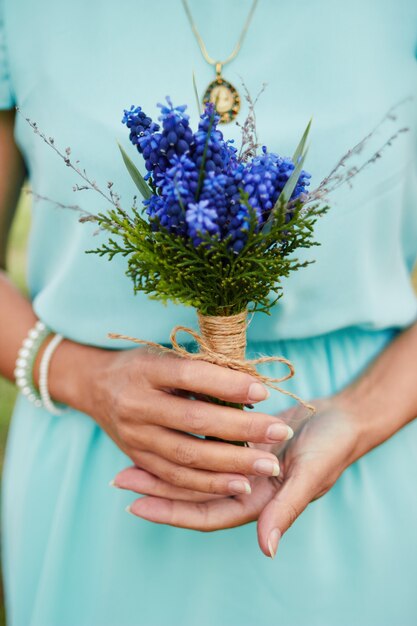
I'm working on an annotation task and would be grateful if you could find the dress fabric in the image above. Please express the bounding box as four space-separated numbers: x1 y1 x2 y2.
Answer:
1 0 417 624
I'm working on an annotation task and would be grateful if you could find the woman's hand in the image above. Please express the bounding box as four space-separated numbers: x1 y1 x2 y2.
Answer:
49 341 294 497
114 397 363 557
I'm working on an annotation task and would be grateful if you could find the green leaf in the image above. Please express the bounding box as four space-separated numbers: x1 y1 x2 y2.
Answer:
195 109 216 199
281 147 309 204
292 117 312 164
261 194 286 235
118 142 152 200
192 71 202 116
261 122 312 235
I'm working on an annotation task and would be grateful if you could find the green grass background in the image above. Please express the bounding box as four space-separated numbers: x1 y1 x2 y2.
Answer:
1 195 417 626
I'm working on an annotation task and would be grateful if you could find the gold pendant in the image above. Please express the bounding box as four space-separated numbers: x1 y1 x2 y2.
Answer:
202 63 240 124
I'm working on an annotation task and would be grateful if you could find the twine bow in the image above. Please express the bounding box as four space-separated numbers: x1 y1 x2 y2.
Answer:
109 310 315 415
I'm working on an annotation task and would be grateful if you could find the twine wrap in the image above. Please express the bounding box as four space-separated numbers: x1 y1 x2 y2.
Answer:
109 310 315 414
198 311 247 360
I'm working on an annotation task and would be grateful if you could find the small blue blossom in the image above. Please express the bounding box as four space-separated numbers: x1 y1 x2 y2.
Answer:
200 172 228 229
186 200 221 247
238 147 311 225
123 98 195 180
122 105 160 150
227 203 251 254
148 97 195 179
144 154 198 235
190 103 230 175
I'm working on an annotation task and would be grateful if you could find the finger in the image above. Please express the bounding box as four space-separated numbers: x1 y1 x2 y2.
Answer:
112 466 222 502
139 426 281 477
145 393 294 444
148 355 270 405
257 472 319 559
129 450 252 496
127 478 274 530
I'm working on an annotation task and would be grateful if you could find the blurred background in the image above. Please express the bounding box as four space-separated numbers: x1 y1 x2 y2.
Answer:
0 192 30 465
0 191 30 626
1 194 417 625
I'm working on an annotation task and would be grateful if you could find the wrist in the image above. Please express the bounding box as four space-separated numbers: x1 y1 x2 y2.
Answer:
35 338 115 418
332 387 388 460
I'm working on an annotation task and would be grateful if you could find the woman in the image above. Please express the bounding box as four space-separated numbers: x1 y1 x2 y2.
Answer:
1 0 417 624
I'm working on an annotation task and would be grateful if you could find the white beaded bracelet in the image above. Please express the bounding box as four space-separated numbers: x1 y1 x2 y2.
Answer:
38 333 65 416
14 320 50 408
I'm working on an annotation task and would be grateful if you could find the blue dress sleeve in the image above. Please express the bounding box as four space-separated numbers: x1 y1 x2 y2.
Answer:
0 0 14 109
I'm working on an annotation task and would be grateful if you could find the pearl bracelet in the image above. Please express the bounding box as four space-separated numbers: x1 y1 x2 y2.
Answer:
38 333 65 416
14 320 50 408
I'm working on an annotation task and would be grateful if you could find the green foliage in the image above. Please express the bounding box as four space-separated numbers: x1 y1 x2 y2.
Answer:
263 118 311 235
292 117 312 164
117 143 153 200
88 195 328 316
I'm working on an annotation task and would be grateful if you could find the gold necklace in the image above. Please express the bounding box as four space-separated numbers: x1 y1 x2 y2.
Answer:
181 0 259 123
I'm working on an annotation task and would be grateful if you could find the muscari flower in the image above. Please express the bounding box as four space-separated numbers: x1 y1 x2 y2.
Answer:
122 105 160 150
186 199 221 247
220 149 311 252
200 171 228 229
144 154 198 235
190 103 232 176
237 147 311 225
197 168 251 253
146 97 195 180
123 98 195 180
228 204 251 254
124 99 311 253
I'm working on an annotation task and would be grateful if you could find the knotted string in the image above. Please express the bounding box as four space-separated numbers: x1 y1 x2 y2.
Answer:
109 310 315 414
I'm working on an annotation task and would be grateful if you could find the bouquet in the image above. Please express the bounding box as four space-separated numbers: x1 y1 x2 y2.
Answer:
22 90 409 445
91 94 325 443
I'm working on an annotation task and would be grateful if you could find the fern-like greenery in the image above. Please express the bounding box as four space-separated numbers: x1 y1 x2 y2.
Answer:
88 194 328 316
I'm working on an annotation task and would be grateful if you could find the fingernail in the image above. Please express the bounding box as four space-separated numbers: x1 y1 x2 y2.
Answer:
228 480 252 495
109 479 118 488
266 423 294 442
253 458 280 477
268 528 281 559
248 383 270 403
125 505 133 515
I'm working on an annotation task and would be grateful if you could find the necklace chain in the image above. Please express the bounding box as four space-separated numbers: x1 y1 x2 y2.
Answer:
181 0 259 68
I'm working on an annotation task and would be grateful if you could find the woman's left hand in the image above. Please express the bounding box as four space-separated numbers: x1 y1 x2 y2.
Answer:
113 396 364 557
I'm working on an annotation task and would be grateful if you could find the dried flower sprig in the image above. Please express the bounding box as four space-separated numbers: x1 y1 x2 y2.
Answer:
237 81 267 162
16 107 122 210
304 97 412 205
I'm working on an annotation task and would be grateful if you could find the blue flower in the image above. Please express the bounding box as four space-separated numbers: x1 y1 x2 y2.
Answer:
200 171 228 229
148 97 194 180
123 98 195 180
144 154 198 235
238 147 311 225
221 139 239 175
190 103 230 176
124 98 311 255
186 199 221 247
122 105 160 150
223 201 251 254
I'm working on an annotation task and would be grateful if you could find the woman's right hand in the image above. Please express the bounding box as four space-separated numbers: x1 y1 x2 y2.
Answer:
49 341 294 497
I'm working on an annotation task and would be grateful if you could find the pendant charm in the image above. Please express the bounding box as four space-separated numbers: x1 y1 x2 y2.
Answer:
202 63 240 124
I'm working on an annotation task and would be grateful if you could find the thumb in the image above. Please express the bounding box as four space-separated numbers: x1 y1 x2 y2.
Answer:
257 471 318 559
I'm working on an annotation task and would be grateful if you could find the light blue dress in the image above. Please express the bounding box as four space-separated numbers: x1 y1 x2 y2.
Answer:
2 1 417 624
